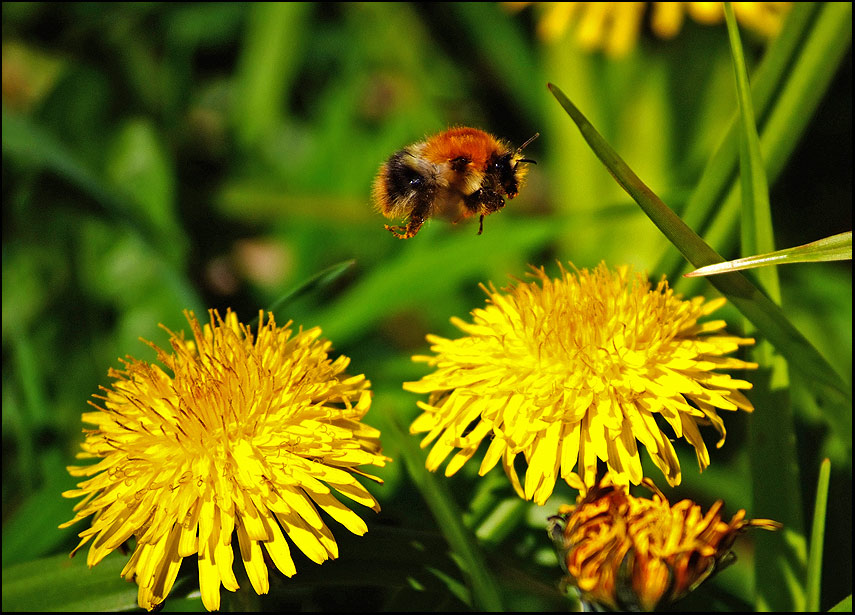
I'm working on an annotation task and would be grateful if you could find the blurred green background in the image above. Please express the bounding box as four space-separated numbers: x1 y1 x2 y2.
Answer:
2 2 851 611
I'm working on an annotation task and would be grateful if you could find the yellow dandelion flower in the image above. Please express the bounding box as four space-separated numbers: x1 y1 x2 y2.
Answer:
60 309 388 611
404 263 757 504
504 2 792 56
548 473 781 610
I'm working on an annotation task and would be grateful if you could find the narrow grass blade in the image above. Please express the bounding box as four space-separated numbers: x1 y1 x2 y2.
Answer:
725 6 805 609
266 259 356 316
232 2 310 149
685 232 852 277
657 3 851 283
806 459 831 612
830 595 853 612
1 110 175 256
244 259 356 329
725 1 779 301
680 2 853 294
384 411 504 611
547 83 851 404
311 218 555 345
1 552 138 612
654 2 821 280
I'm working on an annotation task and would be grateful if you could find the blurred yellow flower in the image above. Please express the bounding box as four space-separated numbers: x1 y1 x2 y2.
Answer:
405 263 756 504
504 2 793 56
548 473 781 610
61 309 388 611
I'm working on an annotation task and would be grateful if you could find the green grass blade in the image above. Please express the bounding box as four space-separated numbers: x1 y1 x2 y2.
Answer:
830 595 853 612
806 459 831 612
685 232 852 277
244 259 356 330
743 2 852 206
1 450 79 566
746 369 807 611
654 1 820 280
724 2 779 301
232 2 310 149
1 551 138 612
547 84 706 259
266 259 356 316
547 83 850 405
384 411 503 611
679 1 853 292
725 7 804 609
311 218 556 346
1 110 175 256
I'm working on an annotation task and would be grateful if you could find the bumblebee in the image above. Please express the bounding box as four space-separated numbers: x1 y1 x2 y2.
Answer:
372 127 537 239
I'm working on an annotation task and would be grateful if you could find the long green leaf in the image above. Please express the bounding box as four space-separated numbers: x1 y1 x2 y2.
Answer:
806 459 831 612
267 259 356 316
725 2 779 300
232 2 310 149
680 1 853 293
1 552 138 612
725 5 804 611
658 3 852 284
547 83 850 405
685 232 852 277
383 409 503 611
1 450 79 566
830 595 853 612
311 217 556 346
1 110 177 258
654 1 821 280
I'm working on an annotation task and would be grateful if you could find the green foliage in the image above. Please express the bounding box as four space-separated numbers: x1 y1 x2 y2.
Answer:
2 2 850 612
684 232 852 277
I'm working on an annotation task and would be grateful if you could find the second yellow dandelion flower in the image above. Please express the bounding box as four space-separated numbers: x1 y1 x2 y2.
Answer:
405 263 757 503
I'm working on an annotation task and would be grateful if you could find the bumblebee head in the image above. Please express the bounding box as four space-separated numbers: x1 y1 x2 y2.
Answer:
494 133 539 198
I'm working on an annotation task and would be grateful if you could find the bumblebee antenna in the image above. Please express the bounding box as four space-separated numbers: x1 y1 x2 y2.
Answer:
517 132 540 151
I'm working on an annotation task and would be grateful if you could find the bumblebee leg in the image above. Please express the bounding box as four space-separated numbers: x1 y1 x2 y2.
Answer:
384 190 432 239
481 190 506 214
383 224 406 238
384 214 425 239
463 189 505 236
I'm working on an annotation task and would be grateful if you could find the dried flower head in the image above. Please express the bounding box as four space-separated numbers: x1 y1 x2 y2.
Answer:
405 263 757 503
61 309 388 611
548 473 781 610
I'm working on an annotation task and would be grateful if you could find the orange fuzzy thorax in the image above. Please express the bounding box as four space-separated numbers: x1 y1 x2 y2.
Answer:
421 127 509 168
